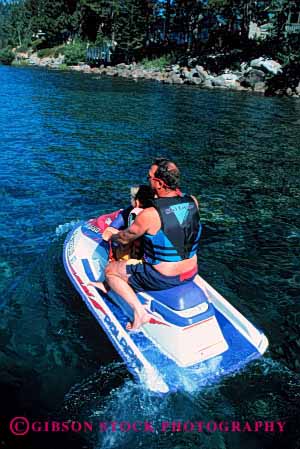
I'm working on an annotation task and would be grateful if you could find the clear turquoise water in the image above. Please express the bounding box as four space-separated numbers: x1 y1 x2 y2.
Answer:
0 65 299 449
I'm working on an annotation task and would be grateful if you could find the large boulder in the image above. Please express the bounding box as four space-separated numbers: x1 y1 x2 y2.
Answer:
195 65 209 82
250 57 282 75
253 82 266 93
116 63 129 70
168 73 184 84
170 64 180 74
131 69 146 79
181 67 195 81
240 62 249 73
212 72 240 89
240 69 265 89
190 77 203 85
152 73 165 83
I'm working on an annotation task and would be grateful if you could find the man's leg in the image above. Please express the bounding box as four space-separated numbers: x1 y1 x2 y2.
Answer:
87 281 108 293
105 260 152 331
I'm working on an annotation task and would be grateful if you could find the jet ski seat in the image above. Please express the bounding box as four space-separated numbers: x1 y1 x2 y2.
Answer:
140 283 215 327
146 282 207 311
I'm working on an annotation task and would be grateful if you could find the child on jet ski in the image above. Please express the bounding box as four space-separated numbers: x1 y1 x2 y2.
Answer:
100 184 154 259
87 185 154 292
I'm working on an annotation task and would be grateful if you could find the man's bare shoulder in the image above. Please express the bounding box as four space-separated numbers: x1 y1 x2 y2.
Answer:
135 207 161 234
138 207 159 220
190 195 199 208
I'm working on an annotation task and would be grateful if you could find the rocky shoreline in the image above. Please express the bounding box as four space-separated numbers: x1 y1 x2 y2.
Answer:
14 52 300 98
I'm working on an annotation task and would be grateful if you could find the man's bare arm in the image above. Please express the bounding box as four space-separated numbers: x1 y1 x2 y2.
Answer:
110 208 155 245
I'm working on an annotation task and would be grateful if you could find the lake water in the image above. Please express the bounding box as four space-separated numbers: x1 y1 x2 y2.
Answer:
0 65 299 449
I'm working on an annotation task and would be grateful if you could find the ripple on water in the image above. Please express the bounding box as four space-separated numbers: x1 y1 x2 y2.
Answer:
0 66 300 449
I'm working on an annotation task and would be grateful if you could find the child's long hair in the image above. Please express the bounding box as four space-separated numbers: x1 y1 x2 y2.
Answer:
130 185 154 208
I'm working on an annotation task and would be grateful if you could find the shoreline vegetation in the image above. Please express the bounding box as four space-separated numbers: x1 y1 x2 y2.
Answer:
1 0 300 98
10 50 300 98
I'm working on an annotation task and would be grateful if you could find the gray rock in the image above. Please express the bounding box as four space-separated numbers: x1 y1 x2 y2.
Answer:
195 65 209 79
106 69 118 77
202 79 213 88
190 77 203 85
253 82 266 93
153 73 165 83
235 83 250 91
143 72 155 80
240 62 248 73
286 87 293 96
116 63 128 69
181 67 194 81
118 70 130 78
250 57 282 75
131 69 145 79
168 74 184 84
240 69 265 88
212 73 239 89
295 82 300 95
171 64 180 74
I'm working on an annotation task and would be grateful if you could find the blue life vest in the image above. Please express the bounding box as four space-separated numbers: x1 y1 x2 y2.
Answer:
143 195 201 265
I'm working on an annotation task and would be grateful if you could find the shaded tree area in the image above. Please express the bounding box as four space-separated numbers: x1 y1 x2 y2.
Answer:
0 0 299 67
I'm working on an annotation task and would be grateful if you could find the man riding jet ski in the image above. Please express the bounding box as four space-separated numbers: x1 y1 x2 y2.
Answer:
101 158 202 331
63 158 268 393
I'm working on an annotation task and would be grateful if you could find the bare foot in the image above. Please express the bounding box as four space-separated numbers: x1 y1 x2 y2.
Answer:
87 281 108 294
126 310 152 332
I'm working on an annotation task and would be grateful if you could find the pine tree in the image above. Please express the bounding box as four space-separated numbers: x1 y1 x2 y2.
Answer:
114 0 147 61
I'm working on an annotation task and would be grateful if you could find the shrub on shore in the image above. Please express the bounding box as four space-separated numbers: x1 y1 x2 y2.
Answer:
57 63 69 71
0 47 15 65
12 59 30 67
37 45 65 59
139 55 172 70
63 41 86 66
266 57 300 96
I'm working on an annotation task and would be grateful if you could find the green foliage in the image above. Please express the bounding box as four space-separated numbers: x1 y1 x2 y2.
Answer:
139 55 172 70
0 47 15 65
31 39 44 50
53 45 66 57
12 58 30 66
17 45 30 52
37 45 66 58
114 0 148 61
63 41 86 65
37 48 53 58
95 31 111 47
0 0 299 68
57 63 69 70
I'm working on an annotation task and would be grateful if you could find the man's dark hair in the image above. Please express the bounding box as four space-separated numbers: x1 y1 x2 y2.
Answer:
152 158 180 190
135 184 155 208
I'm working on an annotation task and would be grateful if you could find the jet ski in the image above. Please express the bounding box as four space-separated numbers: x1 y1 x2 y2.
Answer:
63 211 269 393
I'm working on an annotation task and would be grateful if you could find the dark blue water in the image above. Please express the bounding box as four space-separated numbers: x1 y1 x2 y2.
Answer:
0 65 299 449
